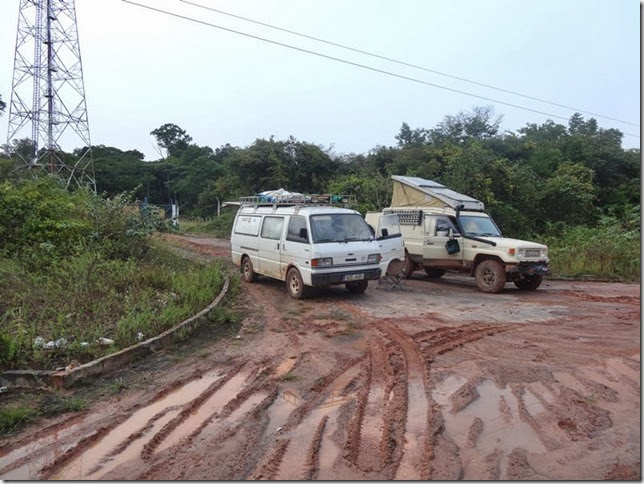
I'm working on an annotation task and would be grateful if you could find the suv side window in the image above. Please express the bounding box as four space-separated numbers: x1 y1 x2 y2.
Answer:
260 216 284 240
286 215 309 243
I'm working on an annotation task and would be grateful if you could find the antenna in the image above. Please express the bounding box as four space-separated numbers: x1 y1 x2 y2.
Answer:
7 0 96 191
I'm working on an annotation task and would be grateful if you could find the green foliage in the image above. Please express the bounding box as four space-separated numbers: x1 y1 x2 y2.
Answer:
541 216 640 281
0 406 37 436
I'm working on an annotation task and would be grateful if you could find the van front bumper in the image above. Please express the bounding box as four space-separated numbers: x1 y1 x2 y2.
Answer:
311 268 381 287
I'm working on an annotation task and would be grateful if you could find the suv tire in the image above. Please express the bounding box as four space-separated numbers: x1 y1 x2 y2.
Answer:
346 280 368 294
514 275 543 290
425 268 446 278
403 251 415 279
475 259 506 293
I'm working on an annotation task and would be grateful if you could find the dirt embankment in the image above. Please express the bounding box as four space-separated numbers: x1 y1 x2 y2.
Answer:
0 235 639 480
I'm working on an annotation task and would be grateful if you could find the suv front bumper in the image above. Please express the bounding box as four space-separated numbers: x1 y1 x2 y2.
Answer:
507 261 550 276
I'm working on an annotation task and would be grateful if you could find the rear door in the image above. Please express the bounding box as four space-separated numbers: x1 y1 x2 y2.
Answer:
376 214 405 273
258 216 285 279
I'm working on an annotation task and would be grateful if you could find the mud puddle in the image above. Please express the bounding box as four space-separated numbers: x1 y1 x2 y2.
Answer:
49 371 221 479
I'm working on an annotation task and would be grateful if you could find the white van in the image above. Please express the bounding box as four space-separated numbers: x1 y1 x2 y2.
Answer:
231 201 404 298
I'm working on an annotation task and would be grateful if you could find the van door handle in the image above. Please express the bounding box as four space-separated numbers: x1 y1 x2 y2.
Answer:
276 242 280 250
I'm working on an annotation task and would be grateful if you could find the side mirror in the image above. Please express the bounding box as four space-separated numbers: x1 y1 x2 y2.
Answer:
381 228 389 238
448 228 454 239
299 228 308 241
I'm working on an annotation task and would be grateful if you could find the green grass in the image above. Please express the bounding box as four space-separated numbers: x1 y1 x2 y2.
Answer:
281 372 297 382
179 212 235 238
542 222 640 281
0 406 38 436
0 243 229 371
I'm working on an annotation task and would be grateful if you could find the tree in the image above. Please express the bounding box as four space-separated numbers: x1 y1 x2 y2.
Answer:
150 123 193 157
0 94 6 117
430 106 503 145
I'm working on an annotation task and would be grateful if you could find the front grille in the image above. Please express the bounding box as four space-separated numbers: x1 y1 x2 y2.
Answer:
524 249 542 258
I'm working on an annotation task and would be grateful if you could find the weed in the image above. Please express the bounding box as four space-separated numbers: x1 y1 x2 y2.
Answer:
108 377 128 395
0 406 38 436
281 372 297 382
42 392 88 416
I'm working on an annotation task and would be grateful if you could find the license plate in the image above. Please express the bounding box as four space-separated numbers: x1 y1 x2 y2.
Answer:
344 273 364 281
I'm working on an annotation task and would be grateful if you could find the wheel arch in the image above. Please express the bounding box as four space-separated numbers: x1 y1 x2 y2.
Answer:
471 254 505 276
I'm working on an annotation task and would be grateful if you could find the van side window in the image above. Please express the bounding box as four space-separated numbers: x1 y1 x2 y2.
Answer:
286 216 309 243
234 215 262 236
260 217 284 240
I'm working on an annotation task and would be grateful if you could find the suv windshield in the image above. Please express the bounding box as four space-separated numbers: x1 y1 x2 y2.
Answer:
310 214 372 243
459 215 502 237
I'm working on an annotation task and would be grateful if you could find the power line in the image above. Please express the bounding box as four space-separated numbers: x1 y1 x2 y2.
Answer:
180 0 639 128
122 1 640 139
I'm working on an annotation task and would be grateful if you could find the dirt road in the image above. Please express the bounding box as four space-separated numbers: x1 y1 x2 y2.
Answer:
0 235 640 480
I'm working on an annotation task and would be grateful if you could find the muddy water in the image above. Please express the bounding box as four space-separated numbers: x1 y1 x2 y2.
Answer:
394 381 428 480
156 371 249 453
434 379 546 479
197 391 268 443
275 405 342 480
0 415 87 480
50 371 221 479
86 409 180 479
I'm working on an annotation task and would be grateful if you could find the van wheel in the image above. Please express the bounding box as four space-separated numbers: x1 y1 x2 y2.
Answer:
286 268 309 299
241 256 256 283
475 259 506 293
403 251 415 279
514 275 543 290
425 268 446 278
346 280 368 294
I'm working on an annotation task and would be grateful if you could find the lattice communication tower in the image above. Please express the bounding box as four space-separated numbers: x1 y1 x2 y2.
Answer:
7 0 95 190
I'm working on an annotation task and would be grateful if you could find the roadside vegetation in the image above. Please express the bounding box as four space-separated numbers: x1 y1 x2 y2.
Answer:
0 178 229 371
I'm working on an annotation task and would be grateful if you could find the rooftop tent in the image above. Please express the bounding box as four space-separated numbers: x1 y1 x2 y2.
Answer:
390 176 485 211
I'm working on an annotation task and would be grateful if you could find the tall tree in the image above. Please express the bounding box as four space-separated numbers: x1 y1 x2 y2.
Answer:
150 123 193 158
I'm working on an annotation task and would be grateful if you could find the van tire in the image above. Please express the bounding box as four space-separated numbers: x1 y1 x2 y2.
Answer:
514 275 543 290
241 256 256 283
425 268 446 278
403 251 415 279
475 259 506 293
286 268 309 299
346 280 368 294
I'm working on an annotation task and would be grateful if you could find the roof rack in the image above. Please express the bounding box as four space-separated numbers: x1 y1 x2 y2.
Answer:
240 194 354 207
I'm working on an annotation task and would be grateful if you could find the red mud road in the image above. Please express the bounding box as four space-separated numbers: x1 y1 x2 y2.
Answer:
0 234 640 480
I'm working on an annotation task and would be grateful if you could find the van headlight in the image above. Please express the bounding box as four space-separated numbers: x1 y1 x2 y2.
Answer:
311 257 333 267
367 254 382 264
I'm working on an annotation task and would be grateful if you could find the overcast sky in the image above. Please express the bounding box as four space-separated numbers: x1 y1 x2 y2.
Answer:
0 0 640 161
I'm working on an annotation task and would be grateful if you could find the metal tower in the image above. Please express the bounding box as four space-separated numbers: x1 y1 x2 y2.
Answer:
7 0 95 190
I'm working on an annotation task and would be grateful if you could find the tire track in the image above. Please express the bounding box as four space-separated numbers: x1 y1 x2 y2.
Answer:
41 369 225 480
376 321 432 480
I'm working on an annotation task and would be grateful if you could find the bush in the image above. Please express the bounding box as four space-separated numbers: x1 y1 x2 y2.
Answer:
542 218 640 281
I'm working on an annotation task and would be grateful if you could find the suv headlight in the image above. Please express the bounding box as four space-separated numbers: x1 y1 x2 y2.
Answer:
367 254 382 264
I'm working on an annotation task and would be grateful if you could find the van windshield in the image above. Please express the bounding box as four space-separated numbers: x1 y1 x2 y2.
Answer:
459 215 502 237
310 214 372 243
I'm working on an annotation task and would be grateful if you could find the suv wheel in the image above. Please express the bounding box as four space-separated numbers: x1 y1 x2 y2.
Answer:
286 267 309 299
346 280 368 294
514 275 543 290
241 256 256 283
425 268 446 278
475 259 506 293
403 251 415 279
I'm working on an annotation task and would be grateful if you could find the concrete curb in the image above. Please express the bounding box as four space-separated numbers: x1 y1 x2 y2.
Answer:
0 276 230 389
